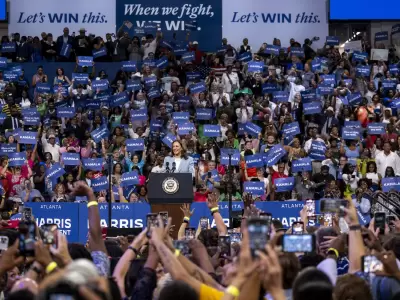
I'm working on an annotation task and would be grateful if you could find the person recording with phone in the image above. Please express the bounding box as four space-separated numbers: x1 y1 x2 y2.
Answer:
163 141 194 176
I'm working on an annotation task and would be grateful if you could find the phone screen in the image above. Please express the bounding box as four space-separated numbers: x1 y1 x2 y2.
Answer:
218 235 231 257
320 199 341 213
387 216 396 231
0 236 8 250
19 221 36 256
230 232 242 243
292 222 304 234
323 213 333 227
305 200 315 217
146 213 158 230
159 212 168 226
248 217 270 256
375 212 386 233
200 217 209 230
283 234 314 253
173 240 190 256
362 255 383 273
185 228 196 240
23 207 32 221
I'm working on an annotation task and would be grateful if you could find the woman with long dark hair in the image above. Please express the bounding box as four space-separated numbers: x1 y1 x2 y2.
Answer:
162 140 194 175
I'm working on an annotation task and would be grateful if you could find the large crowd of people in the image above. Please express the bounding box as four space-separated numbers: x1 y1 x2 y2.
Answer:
0 22 398 299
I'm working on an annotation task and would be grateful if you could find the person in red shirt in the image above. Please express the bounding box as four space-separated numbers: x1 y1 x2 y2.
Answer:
270 162 288 201
194 184 210 202
382 124 398 143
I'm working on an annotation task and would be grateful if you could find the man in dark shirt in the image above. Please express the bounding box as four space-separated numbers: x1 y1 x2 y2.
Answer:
312 165 335 199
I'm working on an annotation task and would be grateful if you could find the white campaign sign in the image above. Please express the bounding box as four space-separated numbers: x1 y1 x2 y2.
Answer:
371 48 389 61
9 0 116 37
222 0 328 50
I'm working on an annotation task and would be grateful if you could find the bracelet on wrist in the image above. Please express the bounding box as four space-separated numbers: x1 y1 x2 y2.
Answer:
210 207 219 213
327 248 339 258
87 201 98 208
128 246 139 256
226 285 240 297
211 210 219 216
45 262 58 274
174 249 181 257
183 216 190 223
349 224 362 231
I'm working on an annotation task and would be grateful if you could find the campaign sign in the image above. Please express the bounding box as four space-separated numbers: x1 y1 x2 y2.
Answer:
126 80 142 91
177 96 190 106
35 83 51 93
301 89 316 103
273 91 289 102
46 163 66 179
326 36 339 46
121 171 139 187
172 112 190 123
159 40 173 49
1 42 16 53
72 73 89 85
17 132 37 145
348 92 362 106
109 93 129 107
275 177 295 192
121 61 137 72
82 158 103 171
162 133 176 148
263 144 287 167
392 24 400 35
283 122 300 136
382 177 400 192
245 153 264 168
220 149 240 166
264 44 280 55
0 113 6 125
243 122 261 136
203 125 221 137
142 59 156 67
91 80 109 91
62 153 80 166
91 125 109 143
321 75 336 87
77 56 93 67
318 84 334 95
196 108 213 120
356 206 371 226
186 72 202 81
155 56 168 69
247 61 264 73
0 144 16 154
86 100 101 110
290 47 305 57
375 31 389 41
342 127 360 140
382 80 397 90
303 102 322 115
126 138 145 151
92 47 107 58
311 59 321 72
344 121 361 129
0 57 7 68
60 43 72 57
178 122 195 135
190 82 207 93
130 108 148 121
356 65 371 77
238 52 252 62
292 157 312 173
367 123 387 135
389 65 399 75
57 107 75 118
262 83 278 94
3 71 18 82
174 45 188 56
309 141 326 160
243 181 265 196
181 52 195 63
91 176 108 192
7 152 25 167
352 51 368 62
344 79 353 87
144 76 157 88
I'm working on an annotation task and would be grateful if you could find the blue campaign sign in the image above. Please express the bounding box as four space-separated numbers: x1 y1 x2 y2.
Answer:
264 44 280 55
91 125 109 143
311 59 321 72
121 171 140 187
292 157 312 173
121 61 137 72
172 112 189 123
186 72 202 81
181 52 195 63
0 113 6 125
17 131 37 145
300 89 316 103
321 75 336 87
367 123 387 135
82 158 103 171
318 84 334 95
262 83 278 94
245 153 264 168
190 81 207 93
344 79 353 87
126 79 142 91
382 80 397 90
348 92 362 106
150 119 163 131
56 107 76 118
309 141 326 160
356 65 371 77
155 56 169 69
382 177 400 192
72 73 89 85
243 181 265 196
109 93 129 107
35 83 51 93
275 177 295 192
177 96 190 106
77 56 93 67
3 71 18 82
0 57 7 68
290 47 304 57
162 133 177 148
86 100 101 110
393 24 400 35
142 59 156 68
91 176 108 192
62 152 80 166
220 149 240 166
92 79 109 91
60 44 72 57
283 122 300 136
273 91 289 102
116 0 222 52
375 31 389 41
0 143 16 154
1 42 16 53
356 206 371 226
326 36 339 46
126 138 145 151
342 127 360 140
147 88 160 99
389 65 399 75
46 163 66 179
174 43 188 55
353 51 368 62
263 144 287 167
248 61 264 73
131 108 148 121
203 125 221 137
160 40 173 49
178 122 195 135
344 121 361 129
243 122 261 136
144 76 157 88
238 52 252 62
92 47 107 58
196 108 213 120
303 102 322 115
8 152 26 167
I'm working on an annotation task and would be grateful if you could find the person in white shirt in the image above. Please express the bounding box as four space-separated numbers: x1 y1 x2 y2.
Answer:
221 65 239 94
161 68 181 93
41 132 61 162
142 33 160 60
151 156 164 173
235 99 253 124
212 84 230 107
375 141 400 178
304 127 325 153
288 78 305 107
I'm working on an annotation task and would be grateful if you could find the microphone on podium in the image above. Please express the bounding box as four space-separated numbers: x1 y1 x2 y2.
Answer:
166 162 170 173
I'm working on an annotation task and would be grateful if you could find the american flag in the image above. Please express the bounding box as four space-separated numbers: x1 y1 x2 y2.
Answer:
194 66 240 79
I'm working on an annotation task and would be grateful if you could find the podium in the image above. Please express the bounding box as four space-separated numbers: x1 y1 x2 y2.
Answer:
147 173 193 238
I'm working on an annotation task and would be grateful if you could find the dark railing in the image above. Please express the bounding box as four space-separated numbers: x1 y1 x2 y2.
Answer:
371 191 400 218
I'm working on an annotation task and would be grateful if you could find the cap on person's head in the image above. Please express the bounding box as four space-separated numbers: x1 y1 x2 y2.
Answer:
48 134 56 139
193 41 199 45
79 28 86 32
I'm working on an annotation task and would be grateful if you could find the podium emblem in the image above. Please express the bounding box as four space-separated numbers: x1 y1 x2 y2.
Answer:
162 177 180 194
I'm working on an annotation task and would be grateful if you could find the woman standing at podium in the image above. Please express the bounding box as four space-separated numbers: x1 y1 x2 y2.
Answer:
163 141 194 176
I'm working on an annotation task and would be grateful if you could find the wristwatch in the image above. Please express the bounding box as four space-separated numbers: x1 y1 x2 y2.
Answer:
349 224 362 231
